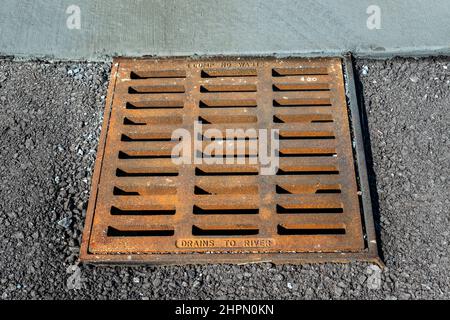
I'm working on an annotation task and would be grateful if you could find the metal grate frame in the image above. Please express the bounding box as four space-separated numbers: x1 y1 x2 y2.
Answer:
80 56 380 265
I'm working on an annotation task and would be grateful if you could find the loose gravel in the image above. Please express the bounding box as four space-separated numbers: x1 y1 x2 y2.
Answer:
0 57 448 300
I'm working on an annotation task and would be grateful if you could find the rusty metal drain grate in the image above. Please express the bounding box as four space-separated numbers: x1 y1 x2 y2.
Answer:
80 57 380 265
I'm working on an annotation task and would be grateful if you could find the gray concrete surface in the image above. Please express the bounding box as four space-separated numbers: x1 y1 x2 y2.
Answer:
1 0 450 60
0 57 448 299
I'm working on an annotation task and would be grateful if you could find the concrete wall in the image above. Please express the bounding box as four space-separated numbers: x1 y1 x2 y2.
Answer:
1 0 449 60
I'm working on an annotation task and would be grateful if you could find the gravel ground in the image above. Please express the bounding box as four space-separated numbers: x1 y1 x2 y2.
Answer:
0 57 448 300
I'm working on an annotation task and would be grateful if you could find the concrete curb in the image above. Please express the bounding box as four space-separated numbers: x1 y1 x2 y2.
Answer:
1 0 449 61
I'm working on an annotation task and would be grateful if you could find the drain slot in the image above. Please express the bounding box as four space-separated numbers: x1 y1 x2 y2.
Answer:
198 115 257 124
273 114 333 123
128 85 185 94
130 70 186 79
111 206 176 216
272 67 328 76
277 225 345 235
123 116 183 125
278 152 337 157
201 68 257 78
201 84 257 92
275 184 341 194
193 205 259 215
126 101 184 109
118 151 173 159
192 225 259 236
107 227 174 237
276 204 343 214
273 99 331 107
199 100 257 108
194 185 258 195
195 167 258 176
273 83 330 91
121 134 175 142
113 186 177 196
116 168 178 177
276 169 339 175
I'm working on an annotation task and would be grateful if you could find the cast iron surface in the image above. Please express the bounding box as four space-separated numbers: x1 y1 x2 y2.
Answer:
81 57 378 264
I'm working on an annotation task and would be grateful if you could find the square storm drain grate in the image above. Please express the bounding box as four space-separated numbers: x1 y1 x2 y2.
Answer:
80 57 380 265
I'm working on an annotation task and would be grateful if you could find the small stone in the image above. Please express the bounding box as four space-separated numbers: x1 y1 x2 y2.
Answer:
334 286 344 297
6 212 17 219
152 278 161 287
358 275 367 284
12 231 24 239
399 292 411 300
25 139 33 149
274 274 284 281
57 217 72 229
361 65 369 75
76 201 84 210
305 288 314 298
